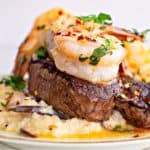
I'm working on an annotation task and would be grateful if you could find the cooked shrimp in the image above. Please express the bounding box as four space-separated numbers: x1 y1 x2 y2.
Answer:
51 24 126 84
13 8 76 77
103 26 143 42
13 8 142 77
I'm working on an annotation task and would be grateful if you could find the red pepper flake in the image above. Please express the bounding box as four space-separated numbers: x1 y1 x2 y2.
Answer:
85 37 96 42
76 19 82 25
58 10 63 16
63 31 71 36
16 101 20 105
55 32 61 35
77 35 84 40
72 33 76 36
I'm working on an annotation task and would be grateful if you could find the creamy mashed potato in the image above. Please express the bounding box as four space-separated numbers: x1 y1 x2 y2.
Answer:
0 84 102 137
0 84 132 138
0 84 149 140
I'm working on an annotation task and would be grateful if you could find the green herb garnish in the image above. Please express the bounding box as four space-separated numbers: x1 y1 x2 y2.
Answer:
141 29 150 39
105 38 115 49
129 28 150 40
89 39 114 65
113 125 133 132
35 47 48 59
79 54 88 62
37 24 46 30
78 39 114 65
113 125 122 131
97 13 112 24
130 28 139 35
89 45 108 65
123 128 133 132
99 25 106 30
0 102 7 108
78 13 112 24
0 75 25 91
78 15 96 22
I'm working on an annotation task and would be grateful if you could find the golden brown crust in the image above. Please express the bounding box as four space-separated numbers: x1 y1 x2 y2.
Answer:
13 8 72 76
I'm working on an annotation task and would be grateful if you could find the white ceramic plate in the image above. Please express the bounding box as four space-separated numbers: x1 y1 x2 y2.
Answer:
0 131 150 150
0 0 150 149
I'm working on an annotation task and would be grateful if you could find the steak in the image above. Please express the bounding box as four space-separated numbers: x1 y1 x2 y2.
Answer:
28 59 119 121
115 76 150 128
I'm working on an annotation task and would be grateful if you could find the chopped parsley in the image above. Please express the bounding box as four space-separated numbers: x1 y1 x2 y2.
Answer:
89 39 114 65
113 125 122 131
89 45 108 65
113 125 133 132
105 38 115 49
123 128 133 132
0 102 7 108
79 39 114 65
99 25 106 30
79 54 88 62
130 28 139 35
37 24 46 30
35 47 48 59
0 75 25 91
141 29 150 39
129 28 150 40
78 15 96 22
78 12 112 25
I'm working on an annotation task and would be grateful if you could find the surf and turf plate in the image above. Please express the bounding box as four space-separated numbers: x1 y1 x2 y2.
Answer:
0 2 150 150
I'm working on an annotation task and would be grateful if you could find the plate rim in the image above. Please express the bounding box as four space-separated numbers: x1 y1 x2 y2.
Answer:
0 131 150 146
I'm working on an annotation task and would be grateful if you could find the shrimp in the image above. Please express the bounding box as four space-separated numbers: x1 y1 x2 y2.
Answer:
13 8 142 77
51 24 126 84
103 26 143 42
13 8 76 77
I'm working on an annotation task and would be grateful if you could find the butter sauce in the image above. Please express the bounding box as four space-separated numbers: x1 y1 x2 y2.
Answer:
39 128 150 140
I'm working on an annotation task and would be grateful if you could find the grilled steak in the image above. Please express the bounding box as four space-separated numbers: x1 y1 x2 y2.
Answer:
115 76 150 128
28 59 119 122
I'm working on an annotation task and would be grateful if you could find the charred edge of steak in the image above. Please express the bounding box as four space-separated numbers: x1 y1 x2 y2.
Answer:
29 58 119 122
117 76 150 109
115 76 150 128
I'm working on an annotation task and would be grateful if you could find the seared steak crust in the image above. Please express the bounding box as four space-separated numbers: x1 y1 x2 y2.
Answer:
115 76 150 128
29 59 119 121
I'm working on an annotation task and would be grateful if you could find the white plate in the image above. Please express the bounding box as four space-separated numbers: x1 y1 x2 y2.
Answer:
0 131 150 150
0 0 150 149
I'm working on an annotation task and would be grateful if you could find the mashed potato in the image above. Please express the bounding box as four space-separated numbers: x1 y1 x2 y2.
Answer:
0 84 102 137
0 84 134 139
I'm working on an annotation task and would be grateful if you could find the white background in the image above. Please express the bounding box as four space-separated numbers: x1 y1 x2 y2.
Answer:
0 0 150 74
